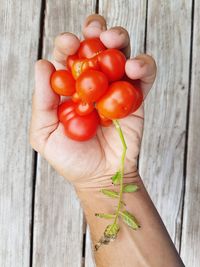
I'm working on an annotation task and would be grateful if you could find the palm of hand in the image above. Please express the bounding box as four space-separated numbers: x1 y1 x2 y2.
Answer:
44 107 144 189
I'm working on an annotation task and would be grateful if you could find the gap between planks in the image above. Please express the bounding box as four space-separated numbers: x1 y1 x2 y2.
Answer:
29 1 46 266
179 0 195 254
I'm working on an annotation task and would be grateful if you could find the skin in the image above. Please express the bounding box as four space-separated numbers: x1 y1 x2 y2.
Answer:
30 14 184 267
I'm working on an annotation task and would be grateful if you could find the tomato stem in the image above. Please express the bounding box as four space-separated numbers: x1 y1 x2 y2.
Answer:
113 119 127 225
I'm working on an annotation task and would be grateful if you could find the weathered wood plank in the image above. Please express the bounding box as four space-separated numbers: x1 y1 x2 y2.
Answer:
99 0 147 57
85 1 147 265
0 1 42 266
85 227 96 267
32 1 96 267
180 2 200 266
139 0 192 251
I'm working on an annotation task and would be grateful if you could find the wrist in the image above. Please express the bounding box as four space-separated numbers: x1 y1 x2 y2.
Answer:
74 169 140 192
75 176 184 267
75 174 143 242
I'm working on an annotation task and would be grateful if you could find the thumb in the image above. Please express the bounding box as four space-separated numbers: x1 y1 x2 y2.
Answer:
30 59 60 154
125 54 157 99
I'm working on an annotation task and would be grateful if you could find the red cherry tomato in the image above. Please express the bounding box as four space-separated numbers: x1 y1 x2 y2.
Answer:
58 99 76 122
51 70 75 96
72 92 81 103
72 57 99 80
99 113 113 127
78 38 106 59
123 76 143 111
76 69 108 103
75 101 94 116
97 49 126 82
66 53 79 71
58 99 99 141
64 111 99 141
132 86 143 112
96 81 142 119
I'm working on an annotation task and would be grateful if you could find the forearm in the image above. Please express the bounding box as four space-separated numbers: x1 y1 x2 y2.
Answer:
76 176 184 267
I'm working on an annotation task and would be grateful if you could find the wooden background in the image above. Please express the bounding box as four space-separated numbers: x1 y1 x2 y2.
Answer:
0 0 199 266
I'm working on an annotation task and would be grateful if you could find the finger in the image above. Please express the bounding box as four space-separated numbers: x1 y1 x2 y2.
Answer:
125 54 157 98
53 32 80 68
82 14 107 39
100 27 131 58
30 59 60 154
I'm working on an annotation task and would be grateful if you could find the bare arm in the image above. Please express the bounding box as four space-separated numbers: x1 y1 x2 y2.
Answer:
77 176 184 267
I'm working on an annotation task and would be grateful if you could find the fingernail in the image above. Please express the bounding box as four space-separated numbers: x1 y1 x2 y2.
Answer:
88 20 104 29
108 28 124 36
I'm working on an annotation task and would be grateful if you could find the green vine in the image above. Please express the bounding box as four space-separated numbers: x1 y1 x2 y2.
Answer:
112 119 127 225
95 120 140 251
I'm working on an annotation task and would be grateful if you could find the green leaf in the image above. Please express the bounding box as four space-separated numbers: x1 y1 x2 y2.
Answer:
123 184 139 193
95 213 115 219
101 189 119 198
111 171 121 185
104 223 120 239
119 210 140 230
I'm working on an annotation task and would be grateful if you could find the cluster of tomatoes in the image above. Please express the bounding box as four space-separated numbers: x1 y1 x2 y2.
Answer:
50 38 143 141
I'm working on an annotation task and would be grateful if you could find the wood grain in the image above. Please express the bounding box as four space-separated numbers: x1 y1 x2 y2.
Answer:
32 1 96 267
0 0 41 266
0 1 199 266
85 226 96 267
139 0 192 251
180 2 200 266
98 0 147 57
85 1 147 265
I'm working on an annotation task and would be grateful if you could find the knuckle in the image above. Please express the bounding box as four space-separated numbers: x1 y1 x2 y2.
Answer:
108 26 129 40
138 54 157 73
145 54 157 67
114 26 129 35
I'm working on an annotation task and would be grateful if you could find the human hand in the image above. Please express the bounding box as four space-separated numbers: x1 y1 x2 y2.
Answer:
30 14 156 190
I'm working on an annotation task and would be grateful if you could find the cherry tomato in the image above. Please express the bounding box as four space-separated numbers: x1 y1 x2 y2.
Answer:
71 59 85 80
78 38 106 59
76 69 108 103
132 86 143 112
66 53 79 71
72 57 99 80
75 101 94 116
123 76 143 111
96 81 142 119
72 92 81 103
58 99 99 141
97 49 126 82
51 70 75 96
58 99 76 122
98 113 113 127
82 57 99 72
